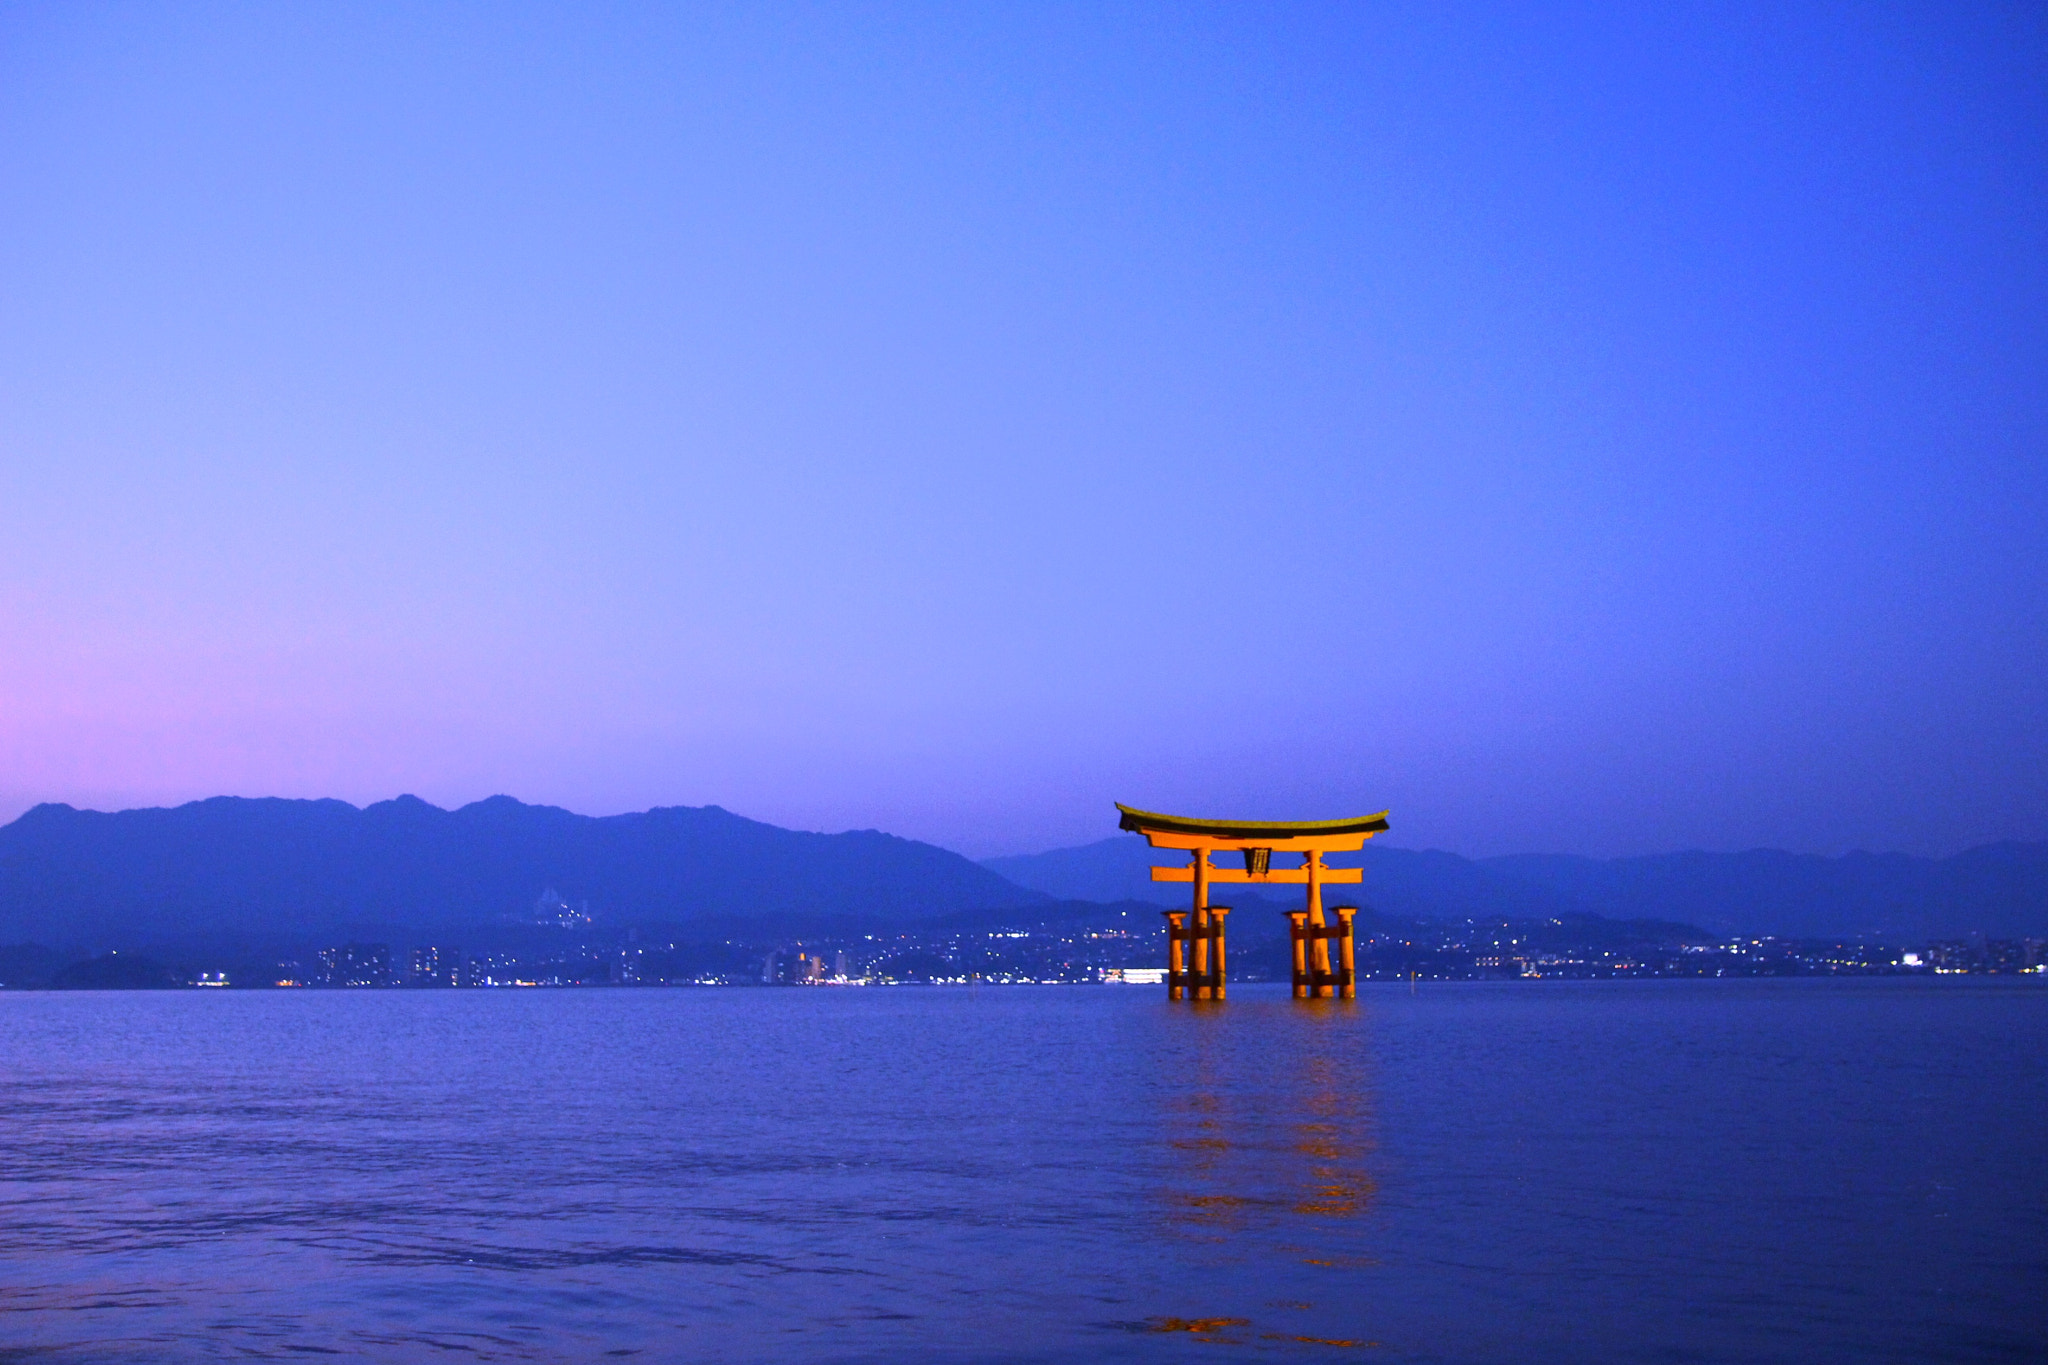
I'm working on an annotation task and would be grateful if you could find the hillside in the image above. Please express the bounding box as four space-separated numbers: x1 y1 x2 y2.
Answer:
0 796 1042 948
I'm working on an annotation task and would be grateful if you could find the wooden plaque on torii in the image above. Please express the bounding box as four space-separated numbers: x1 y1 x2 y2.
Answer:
1116 804 1390 1001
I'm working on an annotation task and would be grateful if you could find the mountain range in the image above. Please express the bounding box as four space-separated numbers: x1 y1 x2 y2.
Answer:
0 796 1036 947
983 836 2048 940
1 796 2041 951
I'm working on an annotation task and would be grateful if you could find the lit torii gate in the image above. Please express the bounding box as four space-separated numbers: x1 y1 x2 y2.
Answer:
1116 804 1390 1001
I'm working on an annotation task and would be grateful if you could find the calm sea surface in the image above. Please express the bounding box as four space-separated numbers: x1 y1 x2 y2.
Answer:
0 980 2041 1363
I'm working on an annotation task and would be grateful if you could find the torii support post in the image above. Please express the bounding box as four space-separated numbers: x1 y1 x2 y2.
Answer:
1164 855 1226 1000
1292 899 1361 998
1163 911 1189 1001
1307 853 1333 997
1291 904 1360 999
1335 906 1357 1000
1288 911 1311 999
1206 907 1230 1001
1117 804 1389 1004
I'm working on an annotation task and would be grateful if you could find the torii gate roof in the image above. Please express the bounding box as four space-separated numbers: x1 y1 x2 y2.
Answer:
1115 804 1390 842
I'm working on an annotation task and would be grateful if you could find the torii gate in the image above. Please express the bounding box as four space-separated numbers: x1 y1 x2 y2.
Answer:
1117 804 1390 1001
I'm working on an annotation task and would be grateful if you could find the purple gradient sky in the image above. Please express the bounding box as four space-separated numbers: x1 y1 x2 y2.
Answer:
1 3 2044 858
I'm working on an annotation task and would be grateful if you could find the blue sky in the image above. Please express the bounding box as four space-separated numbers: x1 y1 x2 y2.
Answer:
1 2 2043 857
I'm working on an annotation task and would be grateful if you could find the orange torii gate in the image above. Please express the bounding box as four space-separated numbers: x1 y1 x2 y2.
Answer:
1116 804 1390 1001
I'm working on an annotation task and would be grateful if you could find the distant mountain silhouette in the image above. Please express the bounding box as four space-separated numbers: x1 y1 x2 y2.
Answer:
0 942 68 988
10 795 2038 951
0 796 1042 948
51 951 182 990
984 836 2048 939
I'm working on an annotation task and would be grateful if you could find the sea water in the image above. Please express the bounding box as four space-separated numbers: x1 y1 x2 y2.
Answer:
0 979 2041 1362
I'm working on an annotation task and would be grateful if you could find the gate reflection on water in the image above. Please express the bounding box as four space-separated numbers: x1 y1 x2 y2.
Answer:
1150 1000 1380 1349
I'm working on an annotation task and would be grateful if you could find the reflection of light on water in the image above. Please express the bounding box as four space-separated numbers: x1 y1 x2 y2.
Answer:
1152 1001 1381 1341
1290 1050 1375 1220
1261 1330 1378 1347
1149 1315 1250 1337
1159 1004 1377 1241
1125 1315 1381 1350
1164 1082 1255 1236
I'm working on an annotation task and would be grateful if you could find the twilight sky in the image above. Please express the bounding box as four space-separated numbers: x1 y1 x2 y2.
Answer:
1 3 2043 859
